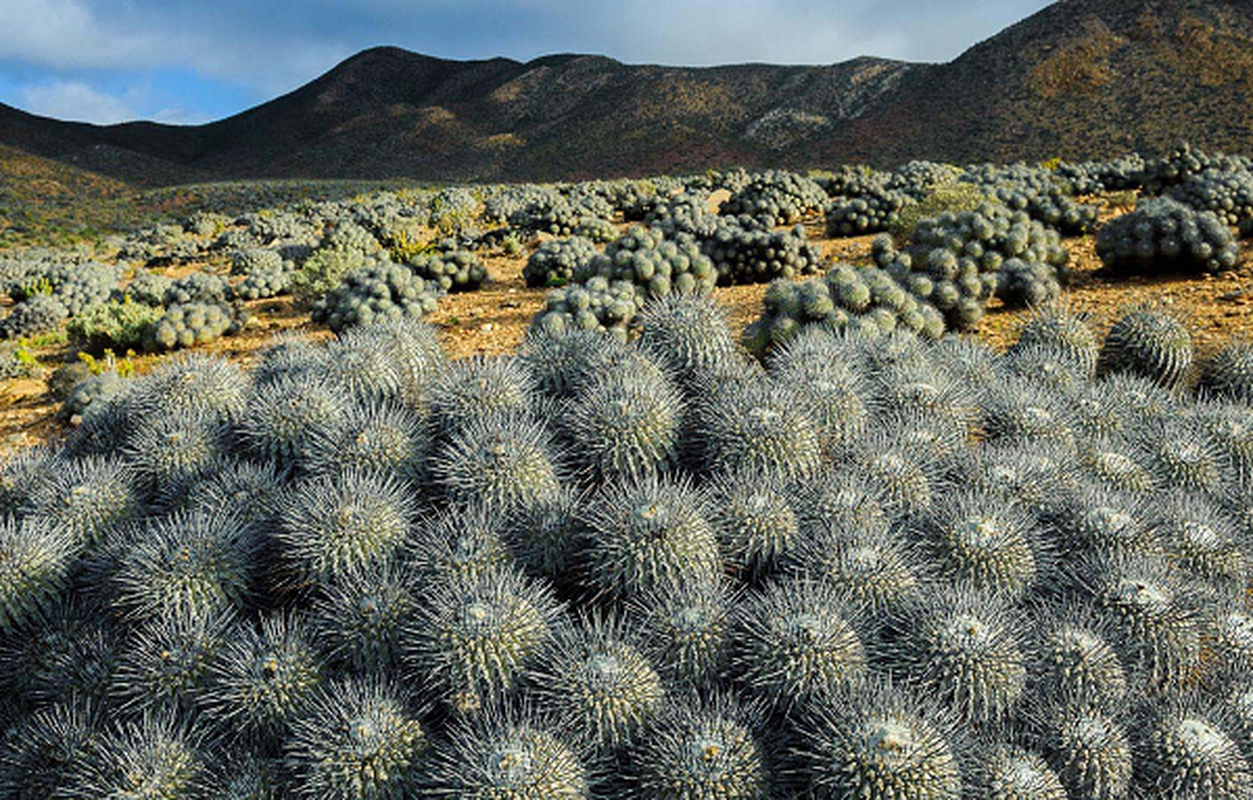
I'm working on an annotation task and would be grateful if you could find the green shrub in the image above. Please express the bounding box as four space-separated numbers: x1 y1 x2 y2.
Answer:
890 183 988 246
67 298 163 351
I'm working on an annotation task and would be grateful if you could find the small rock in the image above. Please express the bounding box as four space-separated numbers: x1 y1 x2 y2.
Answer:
482 323 494 333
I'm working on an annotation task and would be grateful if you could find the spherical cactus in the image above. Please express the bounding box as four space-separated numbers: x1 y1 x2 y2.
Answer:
1151 492 1248 595
181 458 284 529
1047 484 1159 578
62 712 207 800
113 608 232 715
889 588 1028 724
106 508 258 622
125 413 227 494
1131 416 1232 495
127 351 248 425
1202 339 1253 403
1003 342 1086 395
351 318 446 413
696 378 823 481
309 562 419 674
768 330 871 457
636 293 738 385
1192 400 1253 487
252 331 333 387
504 484 586 587
1092 556 1200 691
706 468 798 582
323 329 408 402
789 514 921 619
790 679 962 800
206 754 281 800
275 469 414 589
731 577 867 715
203 612 322 743
974 441 1076 515
912 489 1047 599
579 474 721 601
1029 603 1129 709
1041 704 1132 800
851 430 937 514
23 454 140 547
627 575 735 691
404 567 558 716
1205 605 1253 687
968 742 1067 800
239 373 352 463
1135 702 1252 800
0 445 52 516
429 355 536 436
1011 303 1098 378
527 614 666 749
620 693 770 800
0 596 119 707
1076 439 1157 494
0 701 97 800
408 503 514 584
433 413 563 517
519 325 635 400
869 362 979 439
284 676 429 800
1099 306 1194 390
560 366 683 484
0 515 75 636
301 398 431 483
424 705 591 799
978 377 1075 448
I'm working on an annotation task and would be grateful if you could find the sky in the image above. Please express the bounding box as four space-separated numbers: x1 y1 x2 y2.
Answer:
0 0 1053 126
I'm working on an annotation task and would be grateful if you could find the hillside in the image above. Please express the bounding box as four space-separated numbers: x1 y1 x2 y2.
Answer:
1 0 1251 184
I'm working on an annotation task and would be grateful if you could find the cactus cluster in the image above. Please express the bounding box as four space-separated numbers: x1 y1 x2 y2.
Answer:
1097 196 1240 275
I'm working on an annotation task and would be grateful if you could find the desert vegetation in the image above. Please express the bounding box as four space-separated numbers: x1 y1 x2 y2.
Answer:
4 143 1253 797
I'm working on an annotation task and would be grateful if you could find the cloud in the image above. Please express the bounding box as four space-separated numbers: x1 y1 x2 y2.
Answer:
17 80 137 124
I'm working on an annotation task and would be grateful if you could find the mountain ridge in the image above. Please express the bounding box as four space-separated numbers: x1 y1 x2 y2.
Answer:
2 0 1251 186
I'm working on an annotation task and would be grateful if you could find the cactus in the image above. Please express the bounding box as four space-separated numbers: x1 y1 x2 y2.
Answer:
106 508 257 622
433 413 563 517
969 742 1067 800
696 377 823 481
284 676 429 800
113 608 232 715
579 474 721 601
61 713 207 799
519 325 636 400
301 398 430 483
429 355 536 435
504 485 586 587
409 503 513 584
424 705 590 798
1011 303 1098 378
203 612 322 743
889 588 1028 724
122 412 227 495
627 575 735 691
791 678 962 800
620 693 770 800
404 567 557 715
24 454 139 547
0 701 97 800
706 468 798 582
789 514 921 618
1135 702 1252 800
275 469 414 589
637 294 739 385
912 489 1047 598
309 562 419 674
527 613 665 749
1041 704 1133 800
731 578 867 715
561 365 683 484
0 515 74 636
1131 416 1232 495
239 373 351 463
1202 339 1253 403
1030 603 1129 709
127 352 248 424
1098 306 1194 390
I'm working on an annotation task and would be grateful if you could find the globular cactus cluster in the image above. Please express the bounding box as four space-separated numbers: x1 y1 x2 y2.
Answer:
1097 196 1241 275
524 236 599 288
718 170 829 225
4 294 1253 798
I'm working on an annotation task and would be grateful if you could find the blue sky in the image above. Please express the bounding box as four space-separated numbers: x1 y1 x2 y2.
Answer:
0 0 1052 125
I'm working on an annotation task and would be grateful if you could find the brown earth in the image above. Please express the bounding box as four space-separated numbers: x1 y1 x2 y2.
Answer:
5 201 1253 455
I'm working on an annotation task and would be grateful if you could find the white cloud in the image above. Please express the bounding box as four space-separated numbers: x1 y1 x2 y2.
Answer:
18 80 137 124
